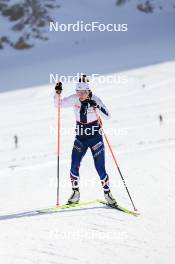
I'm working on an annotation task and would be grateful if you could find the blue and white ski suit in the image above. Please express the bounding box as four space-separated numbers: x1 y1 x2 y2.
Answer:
54 93 111 191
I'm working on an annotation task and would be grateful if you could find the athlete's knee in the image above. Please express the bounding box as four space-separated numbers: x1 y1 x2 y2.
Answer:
73 138 84 153
92 140 104 158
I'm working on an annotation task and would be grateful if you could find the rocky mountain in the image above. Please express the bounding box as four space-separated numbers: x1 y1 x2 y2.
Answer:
0 0 174 91
0 0 60 49
116 0 175 13
1 0 175 50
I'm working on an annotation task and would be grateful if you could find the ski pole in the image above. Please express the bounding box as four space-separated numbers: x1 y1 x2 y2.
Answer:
94 109 138 211
56 93 61 205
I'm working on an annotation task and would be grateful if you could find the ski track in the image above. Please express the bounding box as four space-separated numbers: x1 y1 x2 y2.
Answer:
0 61 175 263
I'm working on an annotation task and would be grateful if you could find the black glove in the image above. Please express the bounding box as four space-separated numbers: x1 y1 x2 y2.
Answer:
88 99 98 108
55 82 62 94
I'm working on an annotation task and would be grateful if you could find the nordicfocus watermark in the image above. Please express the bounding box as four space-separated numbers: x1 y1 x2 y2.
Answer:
50 21 128 32
50 229 128 241
50 125 129 138
49 176 126 190
50 73 128 85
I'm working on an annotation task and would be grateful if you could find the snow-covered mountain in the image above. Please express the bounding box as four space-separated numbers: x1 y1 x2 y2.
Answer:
0 61 175 264
0 0 174 50
0 0 175 91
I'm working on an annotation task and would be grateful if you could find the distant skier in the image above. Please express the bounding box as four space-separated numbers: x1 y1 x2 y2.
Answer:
14 134 18 149
159 114 163 124
54 75 117 205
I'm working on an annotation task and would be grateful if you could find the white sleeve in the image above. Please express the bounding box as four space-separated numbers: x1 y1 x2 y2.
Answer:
93 95 111 120
54 94 76 108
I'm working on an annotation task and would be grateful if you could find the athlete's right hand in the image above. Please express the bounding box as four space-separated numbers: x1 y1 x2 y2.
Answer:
55 82 62 94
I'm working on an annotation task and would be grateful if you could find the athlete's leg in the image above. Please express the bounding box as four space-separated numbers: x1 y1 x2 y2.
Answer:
70 137 88 189
90 136 110 192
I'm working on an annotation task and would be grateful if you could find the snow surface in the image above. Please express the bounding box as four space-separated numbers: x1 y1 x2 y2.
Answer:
0 60 175 264
0 0 175 91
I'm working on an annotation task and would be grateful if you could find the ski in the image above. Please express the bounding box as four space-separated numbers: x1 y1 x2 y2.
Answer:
97 200 140 216
36 200 139 216
36 200 98 214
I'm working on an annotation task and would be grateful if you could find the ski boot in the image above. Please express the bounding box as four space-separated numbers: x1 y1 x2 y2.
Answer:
104 190 117 205
67 188 80 204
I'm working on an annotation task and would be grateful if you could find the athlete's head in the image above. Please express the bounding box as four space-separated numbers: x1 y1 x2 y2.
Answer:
76 74 91 101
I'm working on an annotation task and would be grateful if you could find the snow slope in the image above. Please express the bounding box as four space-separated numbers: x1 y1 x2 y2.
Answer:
0 60 175 264
0 0 175 91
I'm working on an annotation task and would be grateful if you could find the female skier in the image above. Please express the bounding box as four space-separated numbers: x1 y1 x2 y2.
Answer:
54 75 117 205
